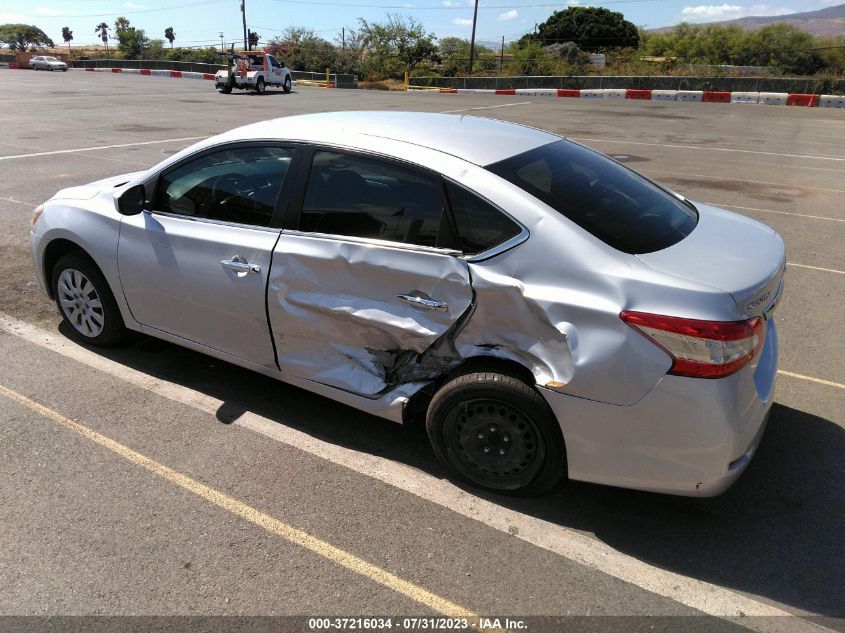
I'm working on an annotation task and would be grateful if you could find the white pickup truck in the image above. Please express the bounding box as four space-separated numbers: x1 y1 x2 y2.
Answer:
215 51 292 95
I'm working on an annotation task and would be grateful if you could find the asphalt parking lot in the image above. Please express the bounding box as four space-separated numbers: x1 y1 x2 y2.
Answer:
0 70 843 632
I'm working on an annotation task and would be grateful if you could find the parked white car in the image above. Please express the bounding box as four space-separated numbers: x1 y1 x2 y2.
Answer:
29 112 784 497
30 56 68 71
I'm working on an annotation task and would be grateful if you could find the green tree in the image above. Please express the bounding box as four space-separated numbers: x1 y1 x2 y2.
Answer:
505 40 556 75
114 17 130 36
112 19 149 59
529 7 638 51
248 30 259 50
61 26 73 54
164 27 175 48
267 27 337 72
438 37 494 76
0 23 54 51
358 14 436 78
95 22 110 53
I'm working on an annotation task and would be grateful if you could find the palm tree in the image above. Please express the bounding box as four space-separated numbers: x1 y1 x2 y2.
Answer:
62 26 73 54
165 27 175 49
95 22 110 53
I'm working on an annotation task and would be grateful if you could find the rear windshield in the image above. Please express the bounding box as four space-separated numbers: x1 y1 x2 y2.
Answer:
486 140 697 254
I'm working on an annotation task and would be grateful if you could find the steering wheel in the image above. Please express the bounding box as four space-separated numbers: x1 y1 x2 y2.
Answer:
211 173 251 208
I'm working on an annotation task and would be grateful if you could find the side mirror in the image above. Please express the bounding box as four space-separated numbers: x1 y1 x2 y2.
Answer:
280 61 286 68
117 184 146 215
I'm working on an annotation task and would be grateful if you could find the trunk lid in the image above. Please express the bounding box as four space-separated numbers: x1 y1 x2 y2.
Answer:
637 203 785 318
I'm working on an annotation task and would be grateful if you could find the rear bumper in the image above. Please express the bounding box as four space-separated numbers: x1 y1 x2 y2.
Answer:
541 319 778 496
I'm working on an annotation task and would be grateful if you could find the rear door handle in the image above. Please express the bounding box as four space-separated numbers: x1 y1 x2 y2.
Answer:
221 259 260 274
396 292 448 312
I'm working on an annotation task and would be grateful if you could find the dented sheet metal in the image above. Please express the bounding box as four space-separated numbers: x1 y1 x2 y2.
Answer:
268 233 472 395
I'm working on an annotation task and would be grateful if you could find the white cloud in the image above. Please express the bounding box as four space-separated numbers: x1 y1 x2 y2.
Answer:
124 1 149 8
566 0 581 5
0 12 28 21
679 3 794 22
442 0 459 5
34 7 62 16
452 17 473 26
496 9 518 21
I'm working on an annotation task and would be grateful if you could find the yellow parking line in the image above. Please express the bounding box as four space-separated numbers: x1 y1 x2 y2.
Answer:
778 370 845 390
0 383 475 618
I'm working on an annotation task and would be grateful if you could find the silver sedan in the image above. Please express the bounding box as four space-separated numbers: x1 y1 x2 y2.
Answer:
30 56 68 71
29 112 785 496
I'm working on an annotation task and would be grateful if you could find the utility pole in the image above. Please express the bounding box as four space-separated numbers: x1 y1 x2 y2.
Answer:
219 32 224 53
467 0 479 75
342 27 345 51
240 0 248 50
500 35 504 72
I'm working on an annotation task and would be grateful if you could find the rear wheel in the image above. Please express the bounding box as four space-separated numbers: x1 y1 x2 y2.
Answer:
283 76 292 93
426 372 566 496
255 77 265 94
51 253 127 347
218 85 232 94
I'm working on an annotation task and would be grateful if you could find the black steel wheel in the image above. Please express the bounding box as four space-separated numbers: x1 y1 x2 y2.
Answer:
255 77 265 94
283 76 292 93
427 372 566 495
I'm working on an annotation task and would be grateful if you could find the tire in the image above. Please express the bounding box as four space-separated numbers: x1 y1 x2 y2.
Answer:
255 77 265 94
426 372 566 496
283 76 292 93
62 68 67 72
218 85 232 94
51 252 127 347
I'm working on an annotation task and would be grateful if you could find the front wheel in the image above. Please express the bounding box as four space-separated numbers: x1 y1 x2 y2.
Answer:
218 85 232 94
52 253 127 347
426 372 566 496
283 76 292 93
255 77 265 95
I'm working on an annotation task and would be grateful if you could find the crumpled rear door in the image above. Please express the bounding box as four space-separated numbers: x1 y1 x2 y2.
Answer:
268 233 473 395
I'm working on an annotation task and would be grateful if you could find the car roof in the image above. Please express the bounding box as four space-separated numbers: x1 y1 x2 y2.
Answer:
215 111 559 166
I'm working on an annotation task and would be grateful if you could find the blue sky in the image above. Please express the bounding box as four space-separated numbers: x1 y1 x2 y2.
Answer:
0 0 837 48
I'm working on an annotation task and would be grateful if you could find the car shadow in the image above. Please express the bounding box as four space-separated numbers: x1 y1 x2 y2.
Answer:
60 322 845 619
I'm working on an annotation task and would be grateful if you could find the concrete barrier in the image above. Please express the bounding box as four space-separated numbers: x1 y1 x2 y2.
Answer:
730 92 760 104
625 89 652 100
516 88 556 96
651 90 677 101
818 94 845 108
603 88 626 99
579 89 603 99
676 90 703 102
557 89 580 98
758 92 788 105
786 93 818 107
703 91 731 103
494 88 515 95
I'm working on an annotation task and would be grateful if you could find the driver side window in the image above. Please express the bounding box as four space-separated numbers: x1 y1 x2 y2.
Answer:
155 145 294 227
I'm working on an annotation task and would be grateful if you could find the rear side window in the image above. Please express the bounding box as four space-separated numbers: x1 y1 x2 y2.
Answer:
486 140 697 254
301 150 449 248
444 182 521 255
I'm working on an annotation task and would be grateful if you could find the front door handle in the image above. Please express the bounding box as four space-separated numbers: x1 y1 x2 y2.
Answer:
396 292 448 312
221 258 260 274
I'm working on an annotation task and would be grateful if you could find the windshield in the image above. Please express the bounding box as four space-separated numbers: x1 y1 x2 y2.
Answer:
486 140 698 254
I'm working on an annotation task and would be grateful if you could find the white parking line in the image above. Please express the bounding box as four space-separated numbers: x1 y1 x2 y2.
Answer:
440 101 533 114
708 203 845 223
0 313 832 633
787 262 845 275
644 170 845 196
778 370 845 390
0 137 207 162
571 137 845 163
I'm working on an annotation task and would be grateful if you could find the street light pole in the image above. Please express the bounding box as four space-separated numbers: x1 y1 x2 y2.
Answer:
241 0 248 50
219 32 224 53
467 0 479 75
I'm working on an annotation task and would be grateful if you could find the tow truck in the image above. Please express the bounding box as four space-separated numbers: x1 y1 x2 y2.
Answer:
215 48 292 95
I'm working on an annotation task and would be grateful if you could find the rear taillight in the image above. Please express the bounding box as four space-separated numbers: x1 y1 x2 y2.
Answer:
620 311 764 379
